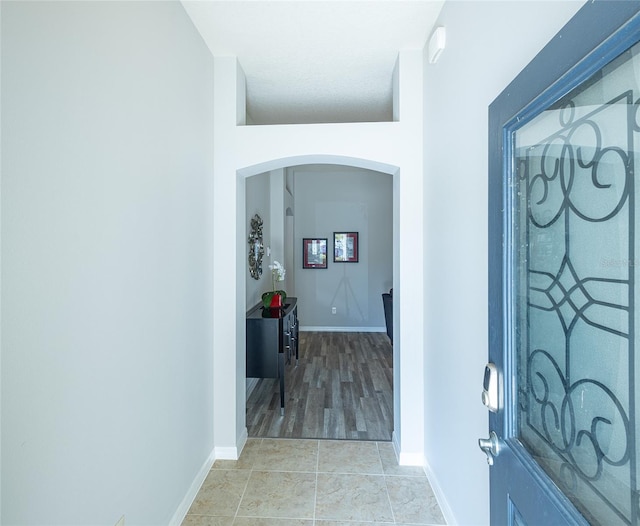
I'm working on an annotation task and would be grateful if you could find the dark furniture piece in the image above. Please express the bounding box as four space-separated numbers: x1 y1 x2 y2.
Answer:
246 297 299 414
382 289 393 344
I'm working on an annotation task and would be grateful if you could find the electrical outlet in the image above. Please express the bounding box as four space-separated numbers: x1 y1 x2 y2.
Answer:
331 307 337 314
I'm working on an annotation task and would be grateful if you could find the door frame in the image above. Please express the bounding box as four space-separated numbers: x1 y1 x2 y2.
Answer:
488 1 640 524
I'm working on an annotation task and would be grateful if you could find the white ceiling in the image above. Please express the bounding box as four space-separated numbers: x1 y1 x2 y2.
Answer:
181 1 445 125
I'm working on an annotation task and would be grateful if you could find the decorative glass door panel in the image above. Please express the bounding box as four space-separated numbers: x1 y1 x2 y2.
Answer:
512 41 640 526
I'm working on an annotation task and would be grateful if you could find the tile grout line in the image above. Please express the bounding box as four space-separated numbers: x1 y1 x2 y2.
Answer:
189 437 441 525
230 438 261 523
378 441 398 525
313 439 320 523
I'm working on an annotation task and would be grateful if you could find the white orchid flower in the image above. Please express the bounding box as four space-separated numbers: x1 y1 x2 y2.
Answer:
269 260 286 282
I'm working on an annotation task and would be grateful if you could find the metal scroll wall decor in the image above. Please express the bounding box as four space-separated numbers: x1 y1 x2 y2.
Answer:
513 45 640 526
248 214 264 280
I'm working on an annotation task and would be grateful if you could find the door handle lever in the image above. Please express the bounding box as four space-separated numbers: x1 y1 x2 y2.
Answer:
478 431 500 465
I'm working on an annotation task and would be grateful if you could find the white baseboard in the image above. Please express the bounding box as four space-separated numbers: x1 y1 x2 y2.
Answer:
300 326 386 333
392 431 456 525
391 431 424 466
171 429 250 523
214 428 248 460
168 448 216 526
398 449 425 467
424 458 458 526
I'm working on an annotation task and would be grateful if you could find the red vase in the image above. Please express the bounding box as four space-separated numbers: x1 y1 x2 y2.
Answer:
269 293 283 308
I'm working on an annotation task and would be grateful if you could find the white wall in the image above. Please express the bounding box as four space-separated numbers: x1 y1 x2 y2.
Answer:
1 2 215 524
245 169 292 311
293 165 392 330
245 172 271 309
422 2 584 524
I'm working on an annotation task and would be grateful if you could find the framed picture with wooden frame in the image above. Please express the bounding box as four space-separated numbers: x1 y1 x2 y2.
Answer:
333 232 359 263
302 238 328 269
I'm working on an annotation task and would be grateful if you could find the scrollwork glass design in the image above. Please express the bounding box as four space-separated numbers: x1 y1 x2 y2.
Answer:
514 43 640 526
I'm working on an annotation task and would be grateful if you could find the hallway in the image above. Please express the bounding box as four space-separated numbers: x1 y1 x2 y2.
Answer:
182 438 446 525
246 332 393 441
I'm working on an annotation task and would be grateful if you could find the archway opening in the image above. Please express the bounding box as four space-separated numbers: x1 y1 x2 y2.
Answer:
238 155 400 443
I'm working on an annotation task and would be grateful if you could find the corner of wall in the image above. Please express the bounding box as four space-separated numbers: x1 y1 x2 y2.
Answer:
215 427 247 460
236 59 247 126
392 55 400 122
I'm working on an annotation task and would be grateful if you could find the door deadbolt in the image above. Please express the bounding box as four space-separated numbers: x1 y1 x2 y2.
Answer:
481 363 499 412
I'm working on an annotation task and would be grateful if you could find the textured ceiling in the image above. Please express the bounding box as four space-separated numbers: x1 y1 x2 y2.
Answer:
182 1 444 124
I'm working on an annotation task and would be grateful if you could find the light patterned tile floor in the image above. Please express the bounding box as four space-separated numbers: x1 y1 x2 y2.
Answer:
182 438 447 526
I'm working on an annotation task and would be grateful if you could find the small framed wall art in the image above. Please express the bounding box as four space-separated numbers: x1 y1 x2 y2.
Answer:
303 238 328 269
334 232 359 263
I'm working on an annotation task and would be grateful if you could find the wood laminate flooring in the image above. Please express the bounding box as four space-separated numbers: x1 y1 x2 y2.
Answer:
246 331 393 441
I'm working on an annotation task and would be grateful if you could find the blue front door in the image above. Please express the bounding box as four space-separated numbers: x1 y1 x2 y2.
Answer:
487 2 640 524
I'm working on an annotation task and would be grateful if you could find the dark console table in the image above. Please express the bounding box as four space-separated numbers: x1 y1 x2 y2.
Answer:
246 297 298 414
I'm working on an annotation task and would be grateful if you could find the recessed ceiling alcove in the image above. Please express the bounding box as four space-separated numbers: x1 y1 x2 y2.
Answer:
182 0 444 125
